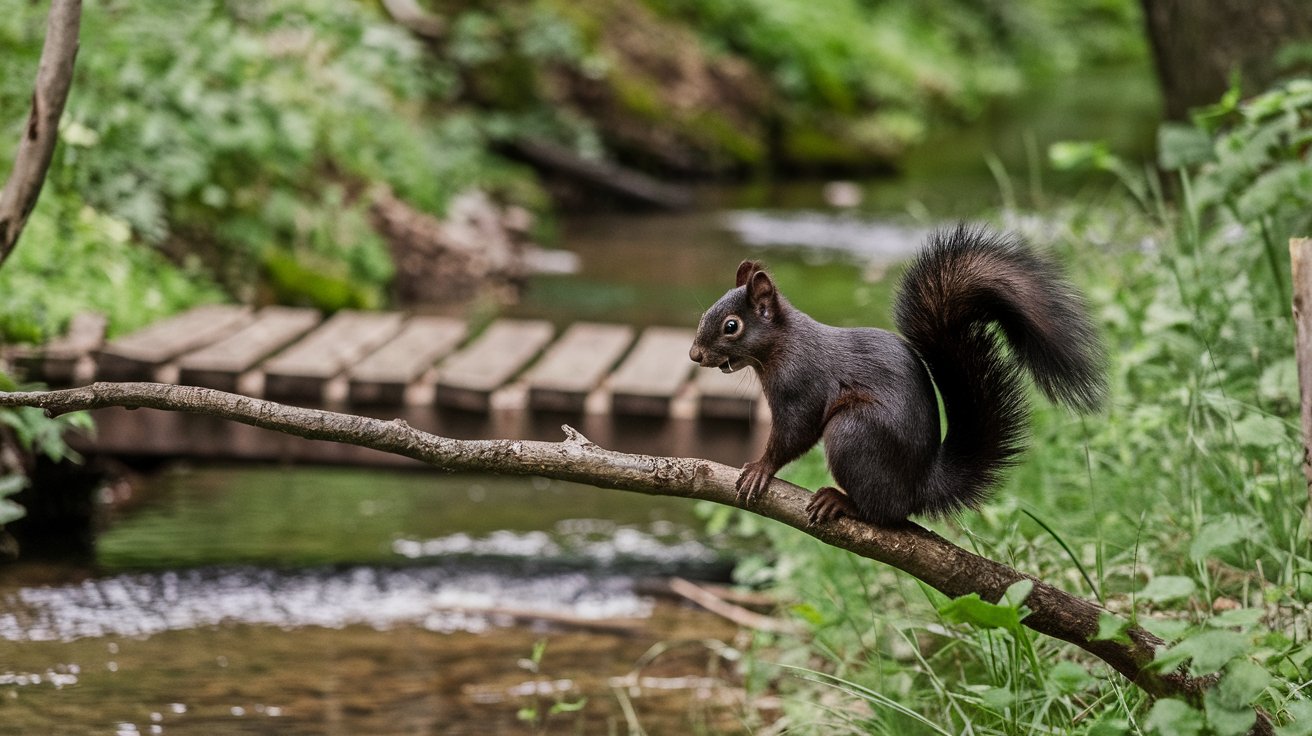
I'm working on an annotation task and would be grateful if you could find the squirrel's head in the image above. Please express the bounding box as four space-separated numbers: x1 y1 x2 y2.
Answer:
689 260 783 373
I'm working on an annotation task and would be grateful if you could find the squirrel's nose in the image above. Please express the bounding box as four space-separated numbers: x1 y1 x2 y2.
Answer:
689 346 703 364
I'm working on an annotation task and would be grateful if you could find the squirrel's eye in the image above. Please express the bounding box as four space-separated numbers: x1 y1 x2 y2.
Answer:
723 318 740 335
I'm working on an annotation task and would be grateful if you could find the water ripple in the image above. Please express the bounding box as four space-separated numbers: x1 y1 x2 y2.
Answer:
724 210 928 261
0 566 652 642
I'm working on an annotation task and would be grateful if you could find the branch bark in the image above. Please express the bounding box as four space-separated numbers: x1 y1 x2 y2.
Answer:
0 0 82 268
0 381 1209 701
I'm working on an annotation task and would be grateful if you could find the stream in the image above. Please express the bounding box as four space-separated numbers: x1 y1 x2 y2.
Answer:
0 469 746 734
0 66 1160 734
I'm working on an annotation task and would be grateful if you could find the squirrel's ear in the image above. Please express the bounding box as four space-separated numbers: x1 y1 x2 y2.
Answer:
748 270 778 318
735 260 763 288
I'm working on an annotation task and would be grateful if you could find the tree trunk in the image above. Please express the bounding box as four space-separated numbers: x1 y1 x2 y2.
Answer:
1140 0 1312 119
0 0 82 268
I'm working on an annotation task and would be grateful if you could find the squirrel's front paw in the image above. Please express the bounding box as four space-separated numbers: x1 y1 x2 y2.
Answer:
806 486 857 525
735 461 775 504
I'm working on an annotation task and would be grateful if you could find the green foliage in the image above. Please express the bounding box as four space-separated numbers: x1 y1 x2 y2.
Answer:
1137 575 1197 604
0 372 94 527
0 0 538 332
652 0 1145 135
0 374 93 466
0 189 225 341
1166 79 1312 304
0 473 28 526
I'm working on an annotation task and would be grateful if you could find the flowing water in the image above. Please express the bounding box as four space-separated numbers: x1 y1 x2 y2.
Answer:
0 468 748 734
0 66 1161 734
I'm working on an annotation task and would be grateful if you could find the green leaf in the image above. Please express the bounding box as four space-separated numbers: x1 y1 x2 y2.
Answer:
1231 413 1288 449
1157 630 1251 675
1205 689 1257 736
1087 715 1130 736
1093 612 1132 644
1277 701 1312 736
980 686 1014 712
938 592 1023 632
0 498 26 526
1259 358 1299 405
1190 80 1242 132
1216 660 1271 708
1208 608 1265 630
1139 575 1197 603
1002 579 1033 608
0 473 27 498
1143 299 1194 332
1047 660 1093 695
1158 123 1214 170
516 707 537 722
1140 617 1192 642
1191 515 1263 561
1146 699 1205 736
548 697 587 714
791 602 826 626
1049 140 1118 172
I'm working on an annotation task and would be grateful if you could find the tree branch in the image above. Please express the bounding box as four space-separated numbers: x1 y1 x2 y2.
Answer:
0 0 82 268
0 381 1207 700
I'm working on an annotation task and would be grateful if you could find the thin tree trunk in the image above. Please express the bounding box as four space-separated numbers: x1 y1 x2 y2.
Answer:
0 0 82 268
1292 238 1312 503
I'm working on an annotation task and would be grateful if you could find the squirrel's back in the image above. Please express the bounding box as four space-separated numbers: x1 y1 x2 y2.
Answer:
893 225 1106 515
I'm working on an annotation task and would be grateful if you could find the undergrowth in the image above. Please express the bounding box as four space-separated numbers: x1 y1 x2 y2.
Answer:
705 80 1312 734
0 0 539 336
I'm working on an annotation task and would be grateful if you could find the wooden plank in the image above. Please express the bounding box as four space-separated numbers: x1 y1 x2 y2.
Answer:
17 312 107 385
348 316 467 405
523 323 635 412
177 307 322 392
262 311 405 402
696 365 762 420
436 320 554 411
97 305 252 381
608 327 696 416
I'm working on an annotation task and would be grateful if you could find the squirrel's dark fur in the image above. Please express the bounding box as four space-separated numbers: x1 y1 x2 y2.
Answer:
688 224 1106 525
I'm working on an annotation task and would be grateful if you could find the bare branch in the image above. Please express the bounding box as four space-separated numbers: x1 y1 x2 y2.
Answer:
0 0 82 268
0 381 1208 700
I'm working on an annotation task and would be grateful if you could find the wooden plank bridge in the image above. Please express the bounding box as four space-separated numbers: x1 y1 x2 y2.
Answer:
8 306 769 467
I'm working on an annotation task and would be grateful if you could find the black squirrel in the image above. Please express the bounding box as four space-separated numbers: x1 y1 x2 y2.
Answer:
688 225 1106 525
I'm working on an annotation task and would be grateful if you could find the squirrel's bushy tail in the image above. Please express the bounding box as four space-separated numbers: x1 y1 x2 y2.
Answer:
894 225 1106 515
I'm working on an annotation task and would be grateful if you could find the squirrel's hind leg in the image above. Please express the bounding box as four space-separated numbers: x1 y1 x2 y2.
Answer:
806 486 858 525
